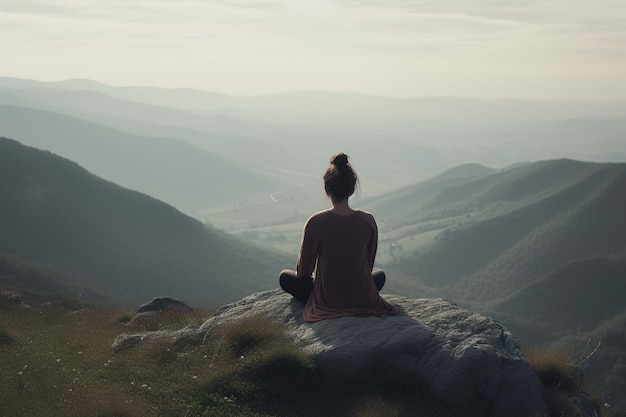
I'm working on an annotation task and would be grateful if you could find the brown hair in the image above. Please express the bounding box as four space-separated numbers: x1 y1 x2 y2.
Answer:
323 153 359 202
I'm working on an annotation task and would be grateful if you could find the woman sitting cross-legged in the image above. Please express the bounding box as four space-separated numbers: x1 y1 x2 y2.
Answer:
279 152 399 322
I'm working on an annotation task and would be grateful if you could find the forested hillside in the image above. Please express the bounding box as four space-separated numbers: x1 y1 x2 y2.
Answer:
0 137 291 306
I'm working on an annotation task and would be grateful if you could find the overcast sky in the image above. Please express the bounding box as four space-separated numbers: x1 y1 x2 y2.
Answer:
1 0 625 98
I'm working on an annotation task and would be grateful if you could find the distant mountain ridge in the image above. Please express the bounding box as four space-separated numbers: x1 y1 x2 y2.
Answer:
2 76 626 121
2 76 625 216
0 137 291 306
0 105 279 214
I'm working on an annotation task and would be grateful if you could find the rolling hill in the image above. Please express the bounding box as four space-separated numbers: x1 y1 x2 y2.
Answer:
0 137 291 306
365 159 626 333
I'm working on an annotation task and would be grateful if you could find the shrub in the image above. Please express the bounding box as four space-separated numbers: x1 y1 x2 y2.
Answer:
526 347 583 392
524 346 604 416
225 315 284 356
198 314 316 409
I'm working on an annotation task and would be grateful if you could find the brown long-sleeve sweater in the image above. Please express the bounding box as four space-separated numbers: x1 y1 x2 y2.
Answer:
297 209 399 322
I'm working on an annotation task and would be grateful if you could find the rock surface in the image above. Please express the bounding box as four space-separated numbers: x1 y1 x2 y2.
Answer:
126 296 193 326
114 289 550 417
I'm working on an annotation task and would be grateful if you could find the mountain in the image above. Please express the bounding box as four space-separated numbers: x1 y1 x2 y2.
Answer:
362 163 498 224
4 76 626 209
0 105 282 215
0 137 292 306
0 82 456 188
3 76 626 124
365 159 626 330
0 82 291 142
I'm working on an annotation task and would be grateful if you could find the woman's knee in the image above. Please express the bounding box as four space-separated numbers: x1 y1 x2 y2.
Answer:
372 269 386 291
279 269 297 290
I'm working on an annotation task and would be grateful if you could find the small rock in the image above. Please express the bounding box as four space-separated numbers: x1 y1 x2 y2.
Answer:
136 297 191 314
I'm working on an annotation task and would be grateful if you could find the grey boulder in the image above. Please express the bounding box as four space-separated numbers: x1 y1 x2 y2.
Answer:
191 289 549 417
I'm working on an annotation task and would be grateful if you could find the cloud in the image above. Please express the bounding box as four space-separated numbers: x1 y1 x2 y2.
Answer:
0 0 624 98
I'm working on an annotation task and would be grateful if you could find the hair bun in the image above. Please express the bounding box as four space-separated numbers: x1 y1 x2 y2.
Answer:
331 153 349 167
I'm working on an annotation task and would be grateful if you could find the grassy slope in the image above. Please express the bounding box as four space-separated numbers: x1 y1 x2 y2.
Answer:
0 297 487 417
0 137 291 307
1 294 609 417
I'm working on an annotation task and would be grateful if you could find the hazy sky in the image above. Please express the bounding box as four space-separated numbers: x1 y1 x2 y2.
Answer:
1 0 625 98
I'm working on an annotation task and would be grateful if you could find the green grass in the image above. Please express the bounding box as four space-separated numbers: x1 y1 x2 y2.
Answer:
3 292 611 417
0 295 488 417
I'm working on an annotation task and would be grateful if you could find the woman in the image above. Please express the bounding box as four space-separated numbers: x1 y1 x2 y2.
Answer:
279 153 399 322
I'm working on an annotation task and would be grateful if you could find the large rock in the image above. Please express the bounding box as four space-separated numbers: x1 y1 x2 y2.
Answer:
114 289 549 417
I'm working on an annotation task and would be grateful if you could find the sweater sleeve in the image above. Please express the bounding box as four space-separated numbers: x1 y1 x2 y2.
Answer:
296 216 318 279
367 215 378 272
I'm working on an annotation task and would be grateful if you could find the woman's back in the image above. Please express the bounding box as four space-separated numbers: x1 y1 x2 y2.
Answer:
279 152 399 322
299 209 398 322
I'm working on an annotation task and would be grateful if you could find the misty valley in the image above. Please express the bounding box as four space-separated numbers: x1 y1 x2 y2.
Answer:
1 77 626 414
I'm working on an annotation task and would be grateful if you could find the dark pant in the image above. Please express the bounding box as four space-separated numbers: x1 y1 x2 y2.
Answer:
279 268 386 304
